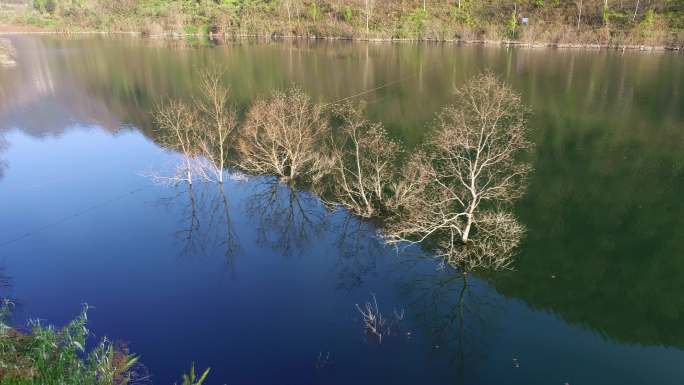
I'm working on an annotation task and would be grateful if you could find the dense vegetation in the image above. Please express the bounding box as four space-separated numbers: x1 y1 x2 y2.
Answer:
0 302 210 384
2 0 683 46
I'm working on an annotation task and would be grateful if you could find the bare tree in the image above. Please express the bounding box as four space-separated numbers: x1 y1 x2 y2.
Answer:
237 88 328 182
320 102 402 218
364 0 374 35
284 0 292 25
446 210 525 270
387 73 531 270
154 99 204 185
576 0 584 31
632 0 640 22
195 70 238 184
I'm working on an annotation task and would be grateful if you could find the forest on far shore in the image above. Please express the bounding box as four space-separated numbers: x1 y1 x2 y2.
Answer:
1 0 683 46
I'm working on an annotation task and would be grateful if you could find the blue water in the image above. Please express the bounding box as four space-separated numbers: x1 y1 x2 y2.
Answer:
1 36 683 385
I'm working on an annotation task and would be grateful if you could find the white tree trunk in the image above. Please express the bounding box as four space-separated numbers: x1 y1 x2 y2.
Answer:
632 0 640 22
462 213 473 243
577 0 583 31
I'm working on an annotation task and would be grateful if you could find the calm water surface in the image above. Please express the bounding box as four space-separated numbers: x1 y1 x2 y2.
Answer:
0 36 683 385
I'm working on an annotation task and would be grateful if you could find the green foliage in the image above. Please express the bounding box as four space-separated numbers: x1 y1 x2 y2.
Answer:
176 364 210 385
32 0 56 14
183 24 211 35
0 305 138 385
451 2 474 26
310 1 318 22
641 9 657 29
343 6 353 23
399 8 428 38
6 0 684 43
637 9 660 38
0 305 211 385
506 9 518 39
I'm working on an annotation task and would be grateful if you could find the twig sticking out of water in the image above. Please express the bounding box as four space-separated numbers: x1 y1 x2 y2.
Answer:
355 293 405 344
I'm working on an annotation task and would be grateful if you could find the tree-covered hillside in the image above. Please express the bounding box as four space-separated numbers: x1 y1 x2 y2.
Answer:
3 0 683 46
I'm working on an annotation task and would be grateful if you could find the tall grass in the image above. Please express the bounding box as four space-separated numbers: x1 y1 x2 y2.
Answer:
0 302 210 385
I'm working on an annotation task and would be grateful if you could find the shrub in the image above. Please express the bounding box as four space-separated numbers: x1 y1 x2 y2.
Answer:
399 8 428 38
0 304 138 385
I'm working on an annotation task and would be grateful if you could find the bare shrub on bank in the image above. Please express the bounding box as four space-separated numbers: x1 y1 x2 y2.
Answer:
387 73 532 270
236 88 328 182
320 102 402 218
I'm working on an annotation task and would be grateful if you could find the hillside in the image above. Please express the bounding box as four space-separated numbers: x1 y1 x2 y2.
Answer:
1 1 683 47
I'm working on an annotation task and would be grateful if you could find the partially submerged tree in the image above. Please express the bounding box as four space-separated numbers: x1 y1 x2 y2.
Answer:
387 73 531 270
237 88 328 182
195 70 238 184
154 99 204 185
320 102 402 218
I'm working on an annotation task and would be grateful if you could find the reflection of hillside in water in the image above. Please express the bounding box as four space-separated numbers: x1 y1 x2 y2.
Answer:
491 51 684 349
0 37 124 136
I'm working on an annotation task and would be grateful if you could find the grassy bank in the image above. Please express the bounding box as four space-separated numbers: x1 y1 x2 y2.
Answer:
1 1 683 47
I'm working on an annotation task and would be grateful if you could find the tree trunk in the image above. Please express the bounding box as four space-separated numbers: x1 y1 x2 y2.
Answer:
577 0 583 31
632 0 640 22
285 0 291 25
365 0 370 35
461 213 473 243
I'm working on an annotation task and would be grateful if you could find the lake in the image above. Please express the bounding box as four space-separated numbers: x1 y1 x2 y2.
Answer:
0 35 683 385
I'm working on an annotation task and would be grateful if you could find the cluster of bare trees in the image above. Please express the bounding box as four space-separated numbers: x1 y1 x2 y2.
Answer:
151 72 532 271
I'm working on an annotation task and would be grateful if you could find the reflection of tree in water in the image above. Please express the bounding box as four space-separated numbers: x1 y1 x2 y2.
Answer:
402 268 503 379
331 214 383 290
245 179 328 257
0 134 8 181
158 182 241 267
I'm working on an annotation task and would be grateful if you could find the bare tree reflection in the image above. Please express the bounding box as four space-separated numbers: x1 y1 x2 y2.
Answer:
245 179 329 257
205 183 242 268
402 268 503 379
157 182 241 266
331 214 383 290
0 134 8 181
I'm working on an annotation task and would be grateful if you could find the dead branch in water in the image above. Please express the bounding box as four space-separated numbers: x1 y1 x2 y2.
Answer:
355 293 404 344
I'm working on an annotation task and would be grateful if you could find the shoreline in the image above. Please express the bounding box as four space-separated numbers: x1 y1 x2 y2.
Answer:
0 27 681 52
